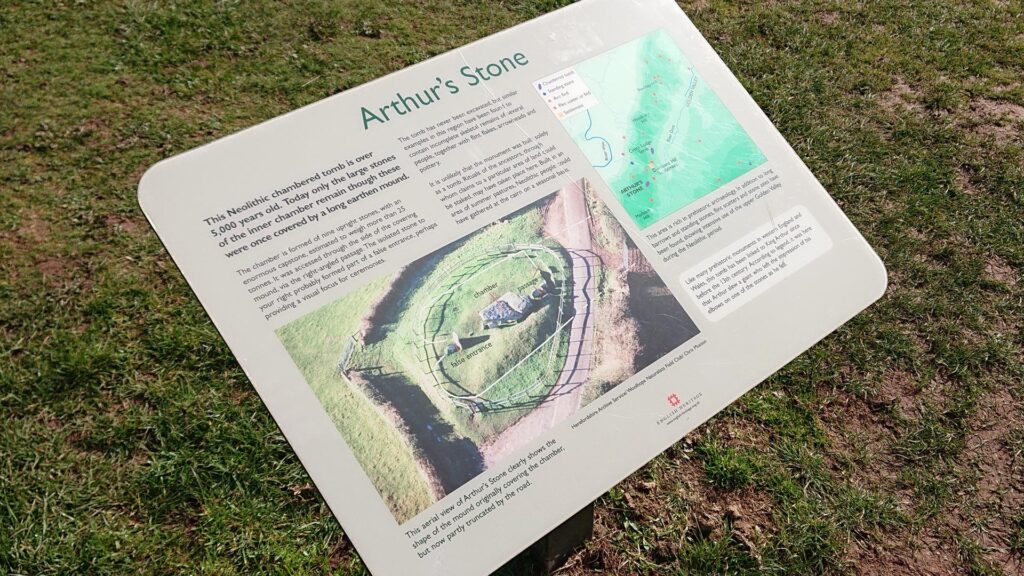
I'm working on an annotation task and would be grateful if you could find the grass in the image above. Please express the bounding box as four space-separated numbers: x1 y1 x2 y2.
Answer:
1 0 1022 575
276 277 435 523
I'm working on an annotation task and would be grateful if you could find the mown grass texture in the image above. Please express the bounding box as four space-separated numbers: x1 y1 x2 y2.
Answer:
277 276 436 524
1 1 1022 575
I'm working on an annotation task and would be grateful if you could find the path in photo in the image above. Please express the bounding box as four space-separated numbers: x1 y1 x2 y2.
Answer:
481 182 597 466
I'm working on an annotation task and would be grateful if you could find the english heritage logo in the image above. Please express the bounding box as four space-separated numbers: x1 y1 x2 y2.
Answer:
657 392 703 427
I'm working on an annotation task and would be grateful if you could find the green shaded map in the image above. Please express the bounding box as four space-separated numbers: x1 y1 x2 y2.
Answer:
561 30 766 229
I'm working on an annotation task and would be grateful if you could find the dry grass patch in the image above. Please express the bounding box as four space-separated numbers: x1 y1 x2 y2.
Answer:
877 79 926 115
961 97 1024 145
950 385 1024 572
984 255 1019 287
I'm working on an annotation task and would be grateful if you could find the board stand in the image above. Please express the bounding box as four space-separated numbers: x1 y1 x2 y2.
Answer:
525 503 595 574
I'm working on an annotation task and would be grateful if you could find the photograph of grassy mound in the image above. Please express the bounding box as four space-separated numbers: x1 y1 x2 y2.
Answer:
277 179 700 522
414 244 571 412
379 204 573 445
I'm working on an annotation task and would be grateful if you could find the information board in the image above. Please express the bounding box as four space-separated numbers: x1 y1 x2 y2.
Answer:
139 1 887 574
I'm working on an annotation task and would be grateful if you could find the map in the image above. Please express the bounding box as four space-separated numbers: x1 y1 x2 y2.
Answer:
538 30 767 229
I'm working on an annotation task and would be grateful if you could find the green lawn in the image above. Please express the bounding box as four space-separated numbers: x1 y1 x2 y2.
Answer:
2 1 1022 575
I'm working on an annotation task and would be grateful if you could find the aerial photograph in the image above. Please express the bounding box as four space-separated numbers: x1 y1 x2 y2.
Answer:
277 179 700 522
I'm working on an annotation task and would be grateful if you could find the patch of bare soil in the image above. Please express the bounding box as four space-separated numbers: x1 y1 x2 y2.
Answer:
949 385 1024 573
818 364 947 571
35 256 67 279
14 209 51 245
104 214 141 235
328 537 353 570
818 11 839 25
878 80 925 114
971 98 1024 120
561 447 776 575
878 367 925 417
991 81 1022 95
821 388 962 575
821 363 1024 574
964 97 1024 145
818 381 900 488
29 252 94 292
75 115 112 142
2 210 50 277
715 412 772 453
1 209 96 290
847 529 960 576
954 166 982 196
984 255 1019 287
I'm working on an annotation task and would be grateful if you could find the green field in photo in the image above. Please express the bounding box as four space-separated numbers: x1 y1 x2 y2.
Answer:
418 248 569 404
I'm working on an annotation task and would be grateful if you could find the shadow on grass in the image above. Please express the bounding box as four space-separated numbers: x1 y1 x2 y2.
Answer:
627 265 701 368
357 369 485 495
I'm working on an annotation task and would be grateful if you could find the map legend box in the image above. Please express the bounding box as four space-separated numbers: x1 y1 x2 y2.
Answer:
534 68 599 120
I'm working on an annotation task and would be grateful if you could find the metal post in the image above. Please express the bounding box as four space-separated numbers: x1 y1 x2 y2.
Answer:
528 502 595 574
